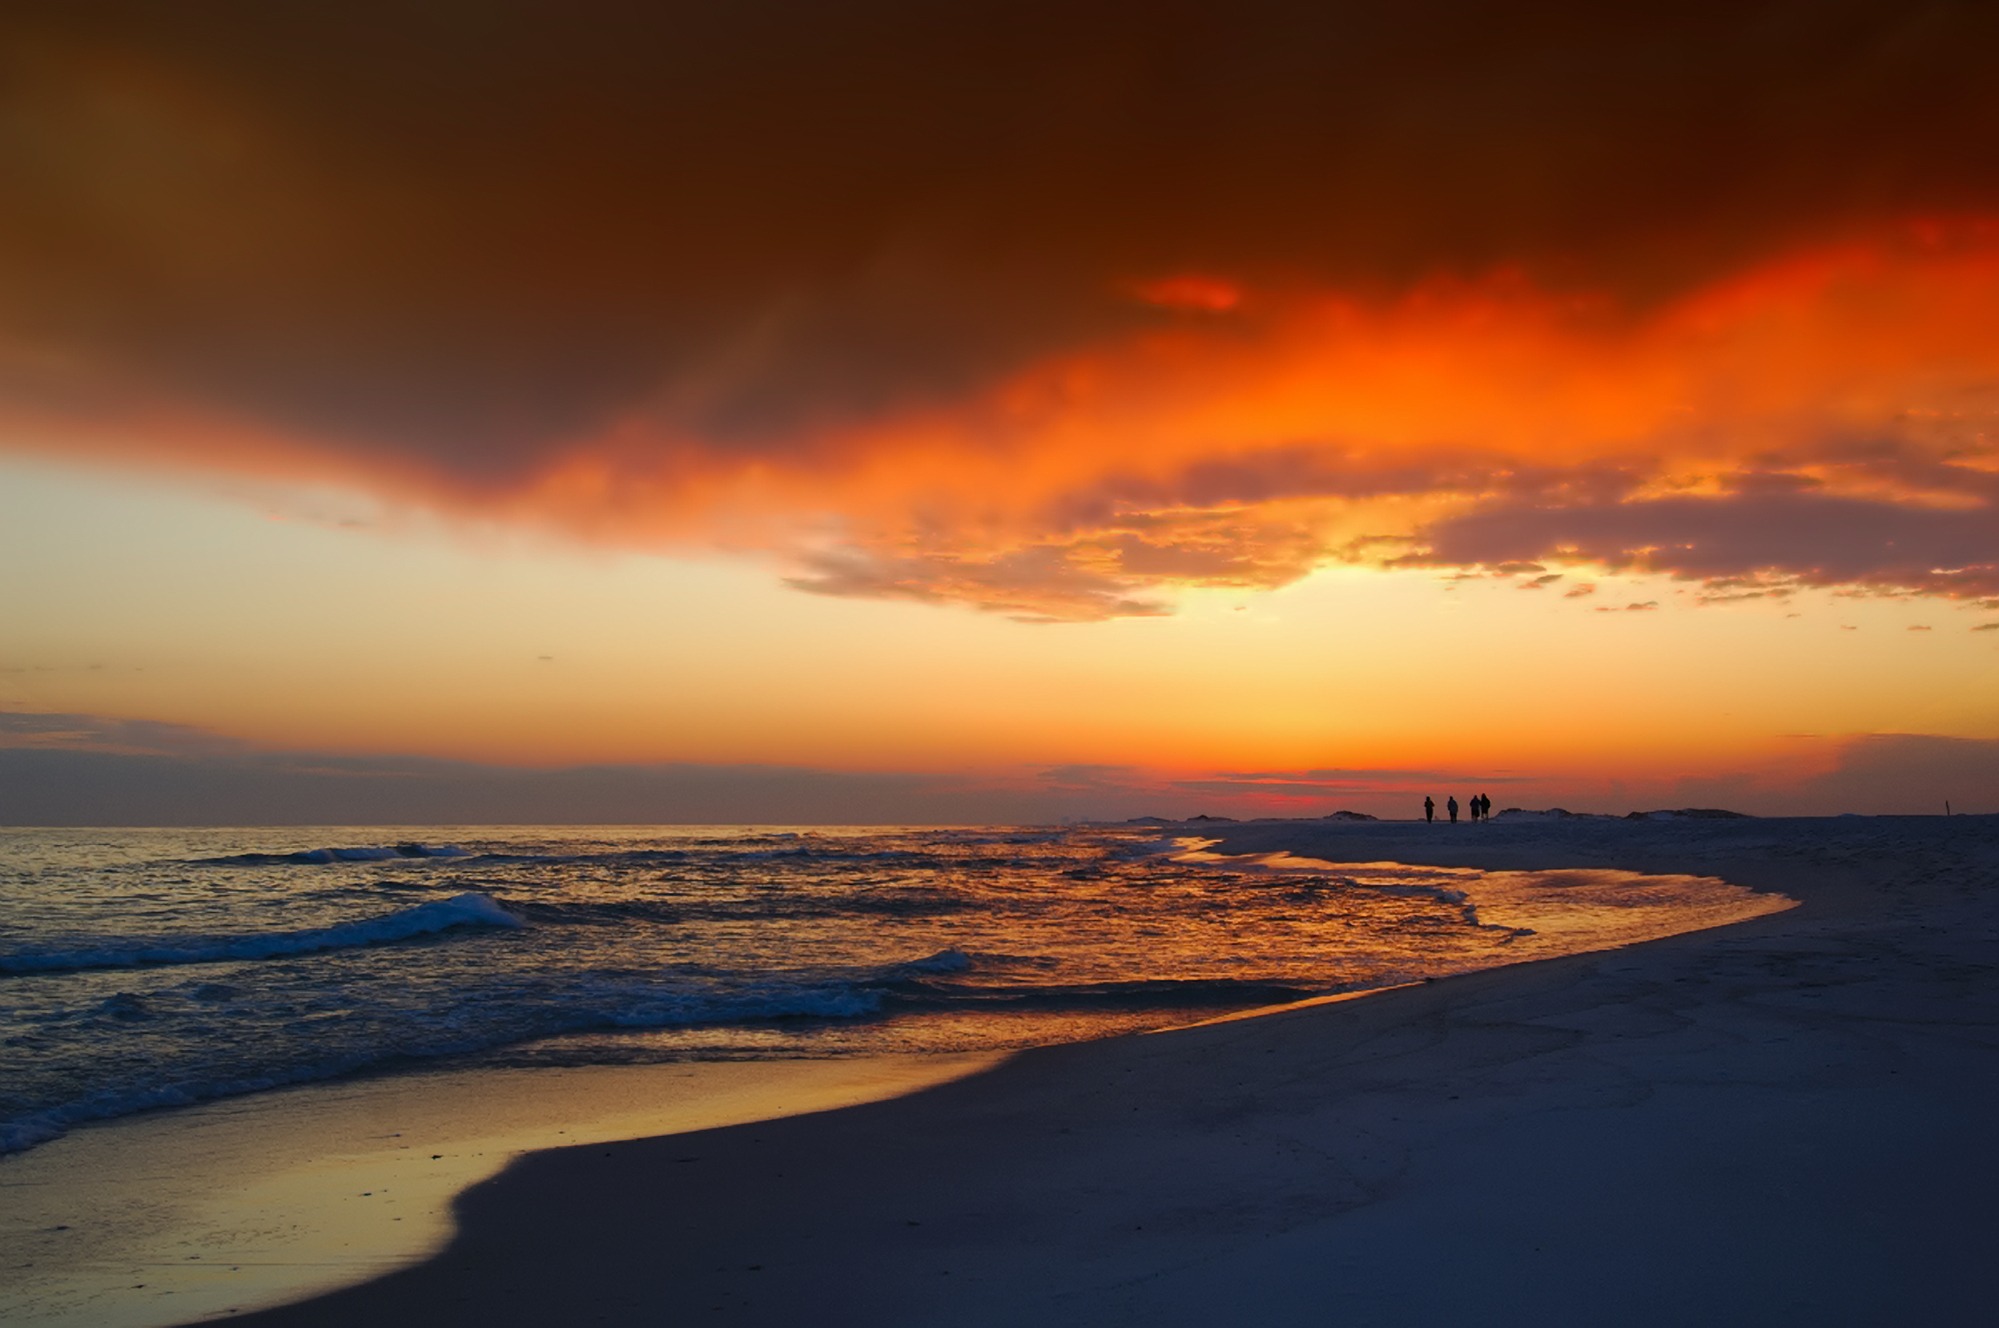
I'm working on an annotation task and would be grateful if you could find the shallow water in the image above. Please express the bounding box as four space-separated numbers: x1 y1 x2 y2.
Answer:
0 824 1787 1153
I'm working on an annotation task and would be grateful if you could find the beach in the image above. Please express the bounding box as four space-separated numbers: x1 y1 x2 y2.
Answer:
187 816 1999 1320
119 814 1979 1325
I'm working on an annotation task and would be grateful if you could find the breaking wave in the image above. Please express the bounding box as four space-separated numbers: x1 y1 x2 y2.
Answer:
0 892 520 975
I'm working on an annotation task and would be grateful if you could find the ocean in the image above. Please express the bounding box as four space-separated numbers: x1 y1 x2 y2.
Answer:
0 824 1784 1154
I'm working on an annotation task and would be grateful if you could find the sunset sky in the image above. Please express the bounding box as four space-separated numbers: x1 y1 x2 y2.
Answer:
4 0 1997 821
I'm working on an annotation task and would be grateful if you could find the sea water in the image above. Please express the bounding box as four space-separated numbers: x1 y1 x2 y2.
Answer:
0 824 1784 1153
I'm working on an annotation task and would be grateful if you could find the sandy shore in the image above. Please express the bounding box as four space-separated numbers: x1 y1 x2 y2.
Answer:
12 814 1987 1326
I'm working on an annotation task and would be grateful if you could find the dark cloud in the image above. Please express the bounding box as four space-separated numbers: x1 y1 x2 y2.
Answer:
3 1 1996 468
1411 477 1999 600
3 4 1998 621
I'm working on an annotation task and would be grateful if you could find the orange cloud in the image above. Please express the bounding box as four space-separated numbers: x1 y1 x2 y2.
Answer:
9 225 1999 620
1128 275 1243 313
5 4 1998 620
523 223 1999 616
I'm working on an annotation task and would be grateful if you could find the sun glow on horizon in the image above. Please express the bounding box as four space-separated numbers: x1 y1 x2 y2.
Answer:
5 457 1994 814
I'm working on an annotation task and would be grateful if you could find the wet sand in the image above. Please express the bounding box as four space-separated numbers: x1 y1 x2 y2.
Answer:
0 1056 997 1328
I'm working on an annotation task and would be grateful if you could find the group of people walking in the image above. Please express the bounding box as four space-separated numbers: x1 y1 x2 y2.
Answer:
1423 793 1490 823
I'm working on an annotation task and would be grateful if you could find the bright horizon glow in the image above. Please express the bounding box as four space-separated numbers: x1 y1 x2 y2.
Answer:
6 456 1995 817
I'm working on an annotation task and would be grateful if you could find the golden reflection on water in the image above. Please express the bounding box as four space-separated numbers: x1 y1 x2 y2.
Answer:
1167 840 1792 974
0 851 1790 1328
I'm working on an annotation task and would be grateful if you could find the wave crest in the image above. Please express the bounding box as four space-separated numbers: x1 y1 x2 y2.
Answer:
192 843 470 866
0 892 520 975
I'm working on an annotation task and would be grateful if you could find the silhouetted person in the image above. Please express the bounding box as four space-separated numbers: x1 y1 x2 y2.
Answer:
1447 796 1459 823
1479 793 1491 821
1424 796 1434 823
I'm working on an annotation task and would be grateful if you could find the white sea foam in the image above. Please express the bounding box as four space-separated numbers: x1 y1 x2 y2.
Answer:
0 891 520 974
1367 884 1469 904
901 948 974 974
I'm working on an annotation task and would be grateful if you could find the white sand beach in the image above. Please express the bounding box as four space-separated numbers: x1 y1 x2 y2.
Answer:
16 814 1999 1326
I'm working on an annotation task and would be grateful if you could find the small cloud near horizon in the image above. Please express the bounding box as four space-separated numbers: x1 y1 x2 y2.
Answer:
0 710 248 758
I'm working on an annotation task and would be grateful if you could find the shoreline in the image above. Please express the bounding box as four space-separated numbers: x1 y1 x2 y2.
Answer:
212 815 1996 1325
9 815 1992 1325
